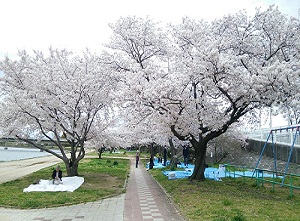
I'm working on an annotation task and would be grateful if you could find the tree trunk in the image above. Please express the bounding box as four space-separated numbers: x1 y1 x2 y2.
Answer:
65 142 85 176
15 136 86 177
65 160 79 176
150 142 154 156
189 142 207 181
168 137 177 168
70 162 79 176
97 147 104 159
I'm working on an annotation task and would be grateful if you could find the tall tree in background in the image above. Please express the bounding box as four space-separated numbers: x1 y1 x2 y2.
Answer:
107 7 300 181
167 7 300 180
0 49 117 176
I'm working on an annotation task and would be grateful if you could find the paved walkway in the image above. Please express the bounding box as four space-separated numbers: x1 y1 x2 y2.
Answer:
124 158 184 221
0 195 125 221
0 157 185 221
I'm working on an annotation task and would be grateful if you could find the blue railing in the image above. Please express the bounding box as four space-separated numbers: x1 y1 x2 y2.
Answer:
224 164 300 197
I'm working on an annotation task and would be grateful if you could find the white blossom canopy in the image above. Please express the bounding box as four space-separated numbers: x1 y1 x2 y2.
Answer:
106 7 300 143
0 49 117 149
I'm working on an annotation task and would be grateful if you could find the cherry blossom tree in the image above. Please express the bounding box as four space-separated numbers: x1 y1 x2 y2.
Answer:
167 7 300 180
0 49 117 176
275 94 300 125
107 6 300 181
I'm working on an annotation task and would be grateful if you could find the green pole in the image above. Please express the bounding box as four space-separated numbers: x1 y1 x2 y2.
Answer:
272 171 275 192
255 169 259 186
290 176 293 197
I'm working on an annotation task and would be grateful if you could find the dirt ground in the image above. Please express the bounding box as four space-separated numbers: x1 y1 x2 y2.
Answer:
0 155 62 184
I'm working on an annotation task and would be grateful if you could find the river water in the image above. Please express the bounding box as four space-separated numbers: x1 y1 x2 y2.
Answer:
0 146 55 162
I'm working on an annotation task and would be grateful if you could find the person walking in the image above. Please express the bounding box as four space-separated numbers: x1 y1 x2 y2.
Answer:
149 154 154 169
135 150 140 168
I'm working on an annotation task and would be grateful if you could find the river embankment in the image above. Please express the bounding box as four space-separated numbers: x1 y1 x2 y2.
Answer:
0 146 58 162
0 146 63 184
0 155 62 184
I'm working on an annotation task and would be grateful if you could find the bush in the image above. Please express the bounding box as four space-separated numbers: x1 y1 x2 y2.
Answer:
232 210 246 221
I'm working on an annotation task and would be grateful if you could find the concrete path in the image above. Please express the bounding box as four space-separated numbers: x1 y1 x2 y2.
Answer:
124 158 184 221
0 156 185 221
0 195 125 221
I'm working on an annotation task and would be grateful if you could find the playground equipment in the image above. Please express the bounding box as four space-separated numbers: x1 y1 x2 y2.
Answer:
253 125 300 186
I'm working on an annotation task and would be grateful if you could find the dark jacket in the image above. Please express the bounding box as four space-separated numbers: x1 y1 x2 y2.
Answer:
149 156 154 169
183 147 189 157
52 170 62 180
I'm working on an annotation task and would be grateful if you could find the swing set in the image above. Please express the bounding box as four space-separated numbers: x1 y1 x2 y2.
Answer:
253 125 300 186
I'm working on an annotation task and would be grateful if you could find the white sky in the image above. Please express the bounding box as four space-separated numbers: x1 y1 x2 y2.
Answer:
0 0 299 59
0 0 298 128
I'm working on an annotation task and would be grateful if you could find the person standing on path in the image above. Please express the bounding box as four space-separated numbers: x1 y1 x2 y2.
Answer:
149 154 154 169
135 150 140 168
183 145 189 168
163 147 167 166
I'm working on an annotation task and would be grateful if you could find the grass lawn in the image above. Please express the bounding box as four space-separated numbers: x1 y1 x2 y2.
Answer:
90 149 150 159
150 168 300 221
0 157 130 209
4 150 299 221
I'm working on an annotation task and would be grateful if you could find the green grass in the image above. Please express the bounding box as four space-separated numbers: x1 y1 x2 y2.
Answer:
5 151 300 220
0 157 130 209
88 150 150 159
150 168 300 221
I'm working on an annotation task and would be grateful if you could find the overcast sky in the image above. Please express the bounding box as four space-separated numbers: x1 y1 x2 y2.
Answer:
0 0 299 60
1 0 298 128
